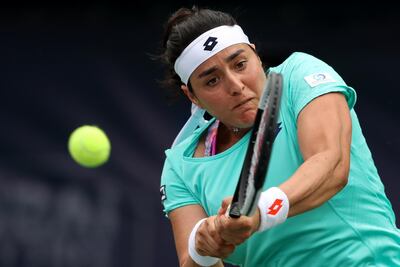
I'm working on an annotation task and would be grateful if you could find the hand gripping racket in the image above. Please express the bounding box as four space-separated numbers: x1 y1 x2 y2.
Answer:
228 72 283 218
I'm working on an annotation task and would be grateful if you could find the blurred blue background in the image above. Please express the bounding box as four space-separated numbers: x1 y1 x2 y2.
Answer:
0 1 398 266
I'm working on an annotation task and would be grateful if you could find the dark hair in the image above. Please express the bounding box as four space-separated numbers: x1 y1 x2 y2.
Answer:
158 6 237 99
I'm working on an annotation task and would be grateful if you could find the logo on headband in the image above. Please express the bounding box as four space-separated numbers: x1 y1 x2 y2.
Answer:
203 37 218 51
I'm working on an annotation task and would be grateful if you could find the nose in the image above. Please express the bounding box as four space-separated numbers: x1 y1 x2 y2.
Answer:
225 72 244 96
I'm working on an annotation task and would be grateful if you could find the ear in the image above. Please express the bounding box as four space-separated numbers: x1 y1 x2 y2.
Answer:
180 84 203 108
250 43 262 65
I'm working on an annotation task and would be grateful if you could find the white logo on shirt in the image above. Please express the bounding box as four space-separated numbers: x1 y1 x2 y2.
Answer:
304 72 336 87
160 185 167 201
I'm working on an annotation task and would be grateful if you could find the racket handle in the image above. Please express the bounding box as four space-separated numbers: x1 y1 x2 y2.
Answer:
228 202 241 218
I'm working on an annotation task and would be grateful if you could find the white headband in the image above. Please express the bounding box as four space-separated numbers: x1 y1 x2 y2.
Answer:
174 25 250 84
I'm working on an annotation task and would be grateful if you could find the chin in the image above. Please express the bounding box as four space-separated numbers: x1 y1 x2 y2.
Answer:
238 112 257 127
236 119 255 129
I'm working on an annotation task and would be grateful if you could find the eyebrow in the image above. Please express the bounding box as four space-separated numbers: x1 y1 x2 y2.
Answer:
225 48 245 63
197 49 246 79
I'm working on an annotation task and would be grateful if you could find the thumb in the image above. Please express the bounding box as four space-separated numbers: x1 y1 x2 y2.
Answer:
218 197 233 215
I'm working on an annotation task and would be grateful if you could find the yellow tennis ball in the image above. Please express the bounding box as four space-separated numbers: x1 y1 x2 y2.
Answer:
68 125 111 168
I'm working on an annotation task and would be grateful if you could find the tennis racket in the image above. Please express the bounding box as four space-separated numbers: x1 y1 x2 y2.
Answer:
228 72 283 218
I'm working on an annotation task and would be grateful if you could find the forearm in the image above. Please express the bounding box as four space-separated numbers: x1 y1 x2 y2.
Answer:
280 149 348 217
170 207 231 267
181 257 224 267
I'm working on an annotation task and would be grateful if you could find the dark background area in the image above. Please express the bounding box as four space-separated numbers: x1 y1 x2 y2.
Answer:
0 2 398 266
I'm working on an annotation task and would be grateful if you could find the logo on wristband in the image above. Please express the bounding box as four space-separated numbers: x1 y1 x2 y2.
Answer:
267 199 283 215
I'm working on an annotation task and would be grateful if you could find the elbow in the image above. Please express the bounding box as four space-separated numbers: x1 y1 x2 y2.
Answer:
179 255 190 267
179 259 185 267
333 154 350 192
336 170 349 191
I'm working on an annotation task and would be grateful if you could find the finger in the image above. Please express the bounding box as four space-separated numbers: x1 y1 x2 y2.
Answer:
215 212 244 239
197 243 235 259
218 207 224 216
218 216 254 245
207 217 227 245
202 237 234 258
198 219 235 258
214 215 241 245
214 213 228 234
209 215 251 248
220 230 252 245
215 243 236 259
196 223 219 256
200 228 235 259
224 215 253 231
220 197 233 213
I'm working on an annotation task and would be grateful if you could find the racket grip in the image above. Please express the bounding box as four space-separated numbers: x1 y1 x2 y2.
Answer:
228 202 241 218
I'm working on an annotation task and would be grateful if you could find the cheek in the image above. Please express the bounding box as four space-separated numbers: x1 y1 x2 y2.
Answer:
246 67 265 93
256 67 267 90
198 93 226 115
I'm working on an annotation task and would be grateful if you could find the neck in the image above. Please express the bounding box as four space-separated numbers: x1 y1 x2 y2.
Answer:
218 123 250 146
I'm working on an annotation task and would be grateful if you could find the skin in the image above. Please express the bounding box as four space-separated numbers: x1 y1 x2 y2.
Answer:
169 43 352 267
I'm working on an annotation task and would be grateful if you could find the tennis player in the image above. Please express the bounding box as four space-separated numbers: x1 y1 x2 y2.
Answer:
158 6 400 267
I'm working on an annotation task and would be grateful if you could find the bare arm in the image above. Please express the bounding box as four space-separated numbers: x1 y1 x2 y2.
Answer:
169 205 232 267
280 92 351 216
213 92 352 247
168 93 351 264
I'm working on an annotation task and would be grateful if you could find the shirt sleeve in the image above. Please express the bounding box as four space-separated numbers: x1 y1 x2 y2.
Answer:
286 52 357 119
160 151 199 217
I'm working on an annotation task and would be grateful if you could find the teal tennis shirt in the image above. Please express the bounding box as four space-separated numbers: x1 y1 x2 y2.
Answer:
161 52 400 266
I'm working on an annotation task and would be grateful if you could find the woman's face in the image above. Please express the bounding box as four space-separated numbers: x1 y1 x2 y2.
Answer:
182 43 267 129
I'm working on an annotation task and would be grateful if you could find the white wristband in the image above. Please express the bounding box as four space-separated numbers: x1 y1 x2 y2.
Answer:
257 187 289 232
188 218 219 266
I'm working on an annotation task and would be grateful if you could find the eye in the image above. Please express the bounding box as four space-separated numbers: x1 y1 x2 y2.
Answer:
206 77 219 87
236 60 247 70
